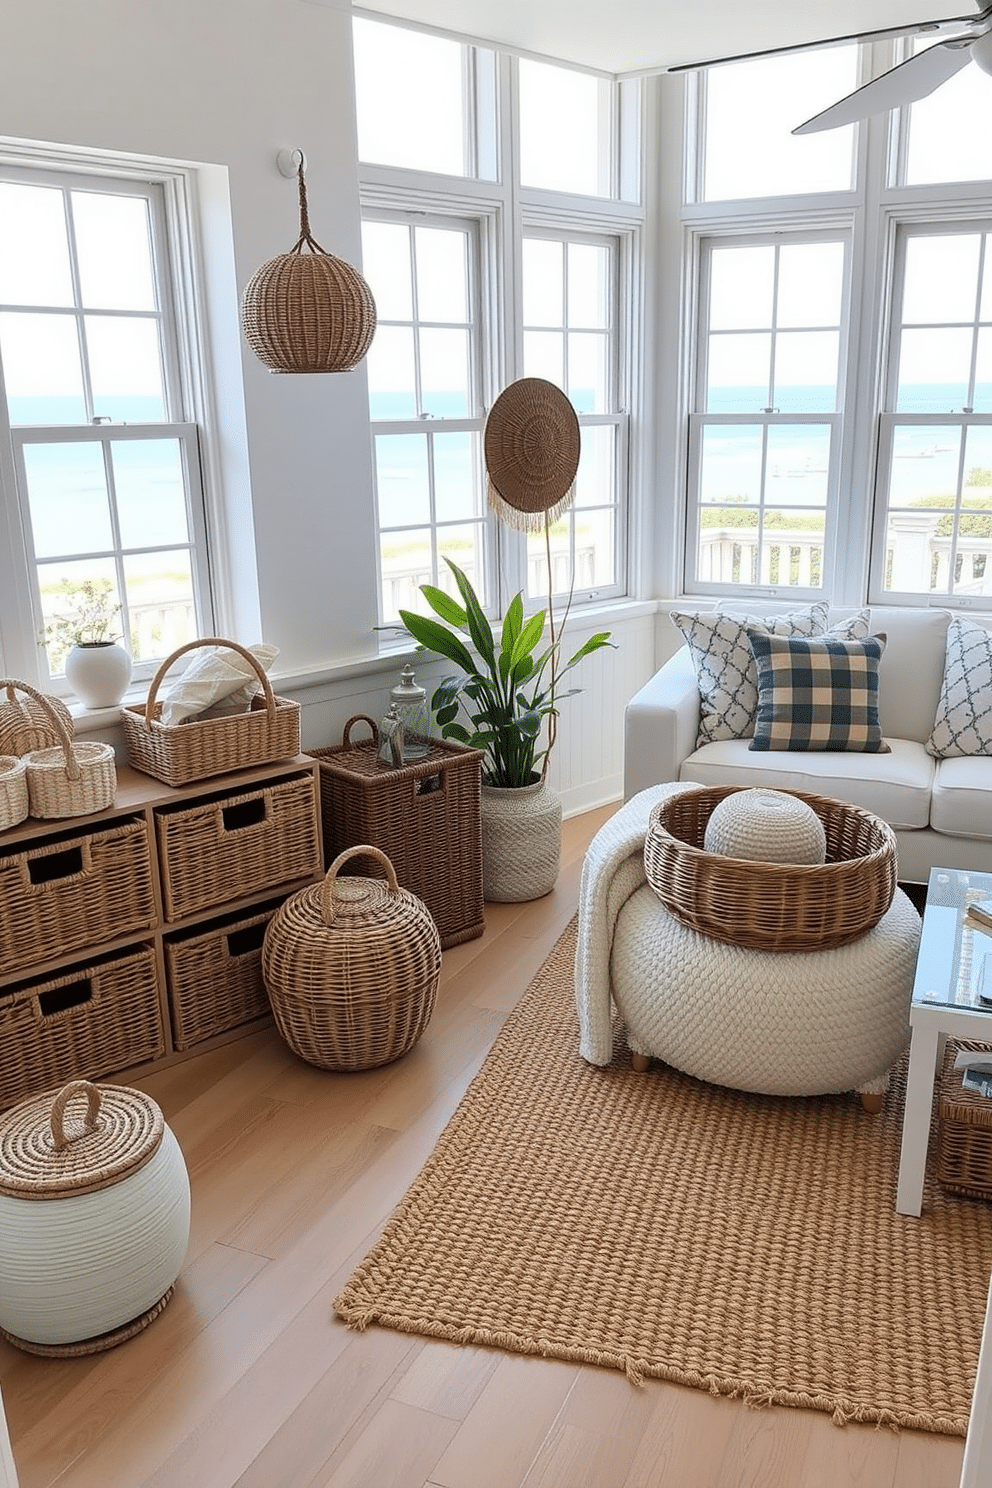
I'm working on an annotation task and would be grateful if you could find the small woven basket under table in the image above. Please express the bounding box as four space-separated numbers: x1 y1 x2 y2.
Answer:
936 1039 992 1200
262 844 441 1072
643 784 897 953
120 637 300 787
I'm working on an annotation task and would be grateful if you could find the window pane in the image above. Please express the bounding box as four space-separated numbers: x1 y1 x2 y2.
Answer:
897 328 973 411
24 442 112 557
39 558 120 672
903 236 981 323
766 425 830 506
568 333 608 413
519 60 611 197
375 433 431 527
353 18 467 176
527 517 573 599
698 505 760 584
415 227 468 323
367 326 417 420
977 328 992 411
434 432 482 523
568 244 610 329
709 246 774 330
86 316 165 421
700 426 763 503
777 242 844 327
361 222 413 322
124 549 195 661
905 45 992 185
964 426 992 498
703 47 857 200
574 507 615 588
759 513 825 586
574 425 614 507
773 332 839 412
438 524 486 605
0 312 85 424
420 327 470 415
381 528 433 623
888 425 961 508
523 330 565 385
0 183 73 307
112 439 189 548
523 239 563 325
72 191 156 311
706 334 771 411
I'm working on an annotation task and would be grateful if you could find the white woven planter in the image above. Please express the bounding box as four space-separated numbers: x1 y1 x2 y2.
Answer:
481 777 562 902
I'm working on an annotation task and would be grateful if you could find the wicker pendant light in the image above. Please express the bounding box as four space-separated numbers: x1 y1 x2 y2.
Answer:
241 159 377 374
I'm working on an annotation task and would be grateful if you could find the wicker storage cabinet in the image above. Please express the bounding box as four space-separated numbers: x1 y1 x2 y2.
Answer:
308 718 484 950
155 771 320 921
936 1039 992 1200
0 947 165 1112
0 818 155 978
165 900 281 1050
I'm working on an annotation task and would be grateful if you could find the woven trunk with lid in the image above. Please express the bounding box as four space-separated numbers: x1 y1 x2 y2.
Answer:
262 845 441 1071
0 1080 190 1354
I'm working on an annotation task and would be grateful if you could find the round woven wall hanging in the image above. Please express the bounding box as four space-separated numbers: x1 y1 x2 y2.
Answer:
483 378 580 531
241 162 377 374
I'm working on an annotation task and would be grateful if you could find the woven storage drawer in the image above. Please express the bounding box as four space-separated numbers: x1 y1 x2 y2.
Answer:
165 899 282 1050
121 637 301 787
262 845 441 1071
0 946 165 1112
0 817 155 977
643 785 896 953
936 1039 992 1200
308 716 484 951
155 770 319 921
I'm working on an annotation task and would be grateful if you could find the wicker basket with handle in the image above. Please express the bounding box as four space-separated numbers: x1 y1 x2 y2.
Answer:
643 784 897 953
262 844 441 1071
120 637 300 787
0 680 73 757
0 755 28 832
2 680 116 820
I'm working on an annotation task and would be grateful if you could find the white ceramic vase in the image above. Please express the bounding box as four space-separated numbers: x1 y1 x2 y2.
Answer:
64 641 133 709
480 775 562 902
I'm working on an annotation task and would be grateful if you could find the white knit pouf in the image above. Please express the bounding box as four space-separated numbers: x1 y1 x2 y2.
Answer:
703 787 827 865
606 884 920 1098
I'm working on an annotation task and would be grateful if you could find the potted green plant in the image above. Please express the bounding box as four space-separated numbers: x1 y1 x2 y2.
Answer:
43 578 133 709
396 558 614 900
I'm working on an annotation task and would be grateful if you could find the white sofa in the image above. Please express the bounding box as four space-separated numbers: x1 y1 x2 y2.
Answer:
624 606 992 885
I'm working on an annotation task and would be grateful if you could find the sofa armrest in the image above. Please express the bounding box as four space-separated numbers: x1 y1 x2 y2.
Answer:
623 646 700 800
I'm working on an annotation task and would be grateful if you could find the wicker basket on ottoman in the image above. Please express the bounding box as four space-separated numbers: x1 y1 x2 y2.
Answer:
262 845 441 1071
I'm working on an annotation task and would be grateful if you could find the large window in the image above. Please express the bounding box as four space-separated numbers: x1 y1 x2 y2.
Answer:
684 39 992 611
0 163 210 687
354 18 637 625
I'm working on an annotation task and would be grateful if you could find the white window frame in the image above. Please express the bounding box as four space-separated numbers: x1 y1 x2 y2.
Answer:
0 151 216 689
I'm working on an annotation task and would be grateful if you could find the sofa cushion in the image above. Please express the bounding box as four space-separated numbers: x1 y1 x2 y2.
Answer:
927 617 992 758
679 736 934 829
671 604 869 748
930 755 992 839
747 631 889 754
865 606 950 744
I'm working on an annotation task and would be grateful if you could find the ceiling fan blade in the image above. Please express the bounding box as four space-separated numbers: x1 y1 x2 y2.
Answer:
792 39 975 133
667 7 992 73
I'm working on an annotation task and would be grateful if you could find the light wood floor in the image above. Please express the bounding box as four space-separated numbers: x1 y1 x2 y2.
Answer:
0 806 968 1488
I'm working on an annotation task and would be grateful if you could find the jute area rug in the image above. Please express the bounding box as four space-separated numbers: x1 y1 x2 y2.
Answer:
334 919 992 1436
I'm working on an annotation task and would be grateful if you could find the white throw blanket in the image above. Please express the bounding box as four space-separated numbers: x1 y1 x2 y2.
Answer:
574 782 693 1065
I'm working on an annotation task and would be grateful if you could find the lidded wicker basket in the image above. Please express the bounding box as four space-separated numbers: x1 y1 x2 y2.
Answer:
0 1080 190 1355
644 785 897 953
1 679 116 820
262 845 441 1071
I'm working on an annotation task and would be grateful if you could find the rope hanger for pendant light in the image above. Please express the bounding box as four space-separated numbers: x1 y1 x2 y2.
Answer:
240 154 377 375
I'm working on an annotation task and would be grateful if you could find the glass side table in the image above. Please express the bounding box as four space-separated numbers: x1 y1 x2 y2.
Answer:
897 866 992 1216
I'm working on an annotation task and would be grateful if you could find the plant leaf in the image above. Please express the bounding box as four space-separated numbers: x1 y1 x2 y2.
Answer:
421 585 467 628
398 608 476 675
444 559 496 672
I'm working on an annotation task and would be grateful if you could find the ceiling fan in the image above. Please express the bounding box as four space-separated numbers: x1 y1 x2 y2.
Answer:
670 4 992 135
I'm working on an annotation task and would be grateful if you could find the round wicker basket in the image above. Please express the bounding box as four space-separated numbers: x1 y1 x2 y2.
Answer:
262 845 441 1071
643 785 897 953
0 754 28 832
0 1080 190 1354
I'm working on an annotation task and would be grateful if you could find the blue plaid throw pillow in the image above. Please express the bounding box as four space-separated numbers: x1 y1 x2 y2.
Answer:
746 630 890 753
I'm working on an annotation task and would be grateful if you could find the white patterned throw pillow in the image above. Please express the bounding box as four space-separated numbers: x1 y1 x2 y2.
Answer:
671 605 870 747
927 617 992 758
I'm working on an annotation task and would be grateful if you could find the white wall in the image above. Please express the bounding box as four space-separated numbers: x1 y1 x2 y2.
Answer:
0 0 656 812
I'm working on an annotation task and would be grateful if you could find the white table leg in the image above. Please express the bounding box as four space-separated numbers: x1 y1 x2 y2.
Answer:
896 1020 942 1216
